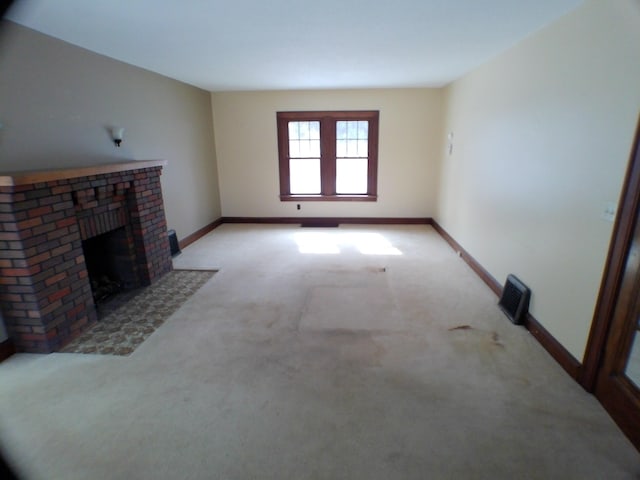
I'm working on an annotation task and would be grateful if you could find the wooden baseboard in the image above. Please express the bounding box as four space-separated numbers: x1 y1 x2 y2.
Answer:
221 216 432 225
178 218 223 250
431 220 582 381
430 220 502 296
0 338 15 362
522 314 582 380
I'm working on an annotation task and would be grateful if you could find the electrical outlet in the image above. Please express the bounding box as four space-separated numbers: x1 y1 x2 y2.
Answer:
297 204 301 210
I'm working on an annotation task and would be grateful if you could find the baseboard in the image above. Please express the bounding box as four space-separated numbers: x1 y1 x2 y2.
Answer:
222 216 432 225
430 221 502 296
178 218 223 250
0 338 15 362
522 314 581 380
431 220 582 381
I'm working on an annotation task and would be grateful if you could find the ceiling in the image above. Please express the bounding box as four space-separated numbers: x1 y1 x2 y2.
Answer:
5 0 584 92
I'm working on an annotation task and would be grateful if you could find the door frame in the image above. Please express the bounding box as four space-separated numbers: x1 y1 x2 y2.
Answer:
581 115 640 391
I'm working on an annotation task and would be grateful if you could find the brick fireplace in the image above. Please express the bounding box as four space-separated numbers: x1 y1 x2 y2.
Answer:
0 161 172 353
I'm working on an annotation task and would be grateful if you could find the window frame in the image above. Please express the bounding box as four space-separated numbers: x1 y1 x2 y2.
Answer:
277 110 379 202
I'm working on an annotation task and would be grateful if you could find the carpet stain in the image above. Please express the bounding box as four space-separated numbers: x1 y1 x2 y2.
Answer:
297 329 388 368
491 331 505 348
448 324 506 353
448 324 472 331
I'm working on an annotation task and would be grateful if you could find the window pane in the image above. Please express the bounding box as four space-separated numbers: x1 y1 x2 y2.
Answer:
347 140 358 157
309 121 320 140
298 122 310 140
288 122 299 139
357 121 368 138
288 121 319 140
336 157 368 194
292 139 320 158
289 122 320 158
299 140 310 157
337 120 369 157
290 158 321 194
289 139 300 157
347 121 359 138
309 139 320 157
358 139 368 157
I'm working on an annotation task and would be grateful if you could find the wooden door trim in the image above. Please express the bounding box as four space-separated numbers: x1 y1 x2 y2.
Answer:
581 115 640 391
595 372 640 448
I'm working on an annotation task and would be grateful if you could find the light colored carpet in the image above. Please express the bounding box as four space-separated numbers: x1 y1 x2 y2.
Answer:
0 224 638 479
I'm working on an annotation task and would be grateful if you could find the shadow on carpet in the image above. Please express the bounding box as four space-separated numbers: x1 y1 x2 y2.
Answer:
62 269 216 356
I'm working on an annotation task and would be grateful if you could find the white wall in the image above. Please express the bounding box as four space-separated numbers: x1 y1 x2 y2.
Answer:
436 0 640 360
211 89 443 218
0 21 221 240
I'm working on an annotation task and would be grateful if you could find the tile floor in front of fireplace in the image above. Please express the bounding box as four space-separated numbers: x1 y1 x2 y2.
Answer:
61 269 216 355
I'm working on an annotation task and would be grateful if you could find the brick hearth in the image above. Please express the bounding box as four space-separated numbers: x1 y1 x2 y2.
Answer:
0 161 172 353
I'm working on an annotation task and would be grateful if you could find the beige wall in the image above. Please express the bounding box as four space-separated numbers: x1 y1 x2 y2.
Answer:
211 89 443 218
0 21 221 240
436 0 640 360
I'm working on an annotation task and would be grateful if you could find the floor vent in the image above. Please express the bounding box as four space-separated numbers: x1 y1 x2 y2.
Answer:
498 274 530 325
300 221 340 228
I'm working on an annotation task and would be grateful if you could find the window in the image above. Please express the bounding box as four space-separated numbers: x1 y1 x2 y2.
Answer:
277 110 379 201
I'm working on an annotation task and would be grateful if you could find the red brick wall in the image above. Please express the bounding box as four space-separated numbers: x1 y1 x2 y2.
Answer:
129 170 172 284
0 166 171 353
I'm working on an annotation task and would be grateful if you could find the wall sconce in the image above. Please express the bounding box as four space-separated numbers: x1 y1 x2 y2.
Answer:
111 126 125 147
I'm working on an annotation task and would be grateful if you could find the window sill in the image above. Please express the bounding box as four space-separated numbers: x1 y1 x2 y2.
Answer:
280 194 377 202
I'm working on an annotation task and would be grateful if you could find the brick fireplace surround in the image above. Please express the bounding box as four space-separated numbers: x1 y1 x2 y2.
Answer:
0 161 172 353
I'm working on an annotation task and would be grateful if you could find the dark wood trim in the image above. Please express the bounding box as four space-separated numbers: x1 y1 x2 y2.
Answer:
221 217 431 225
279 194 377 202
523 313 581 380
0 338 15 362
277 114 292 196
367 113 380 197
322 117 337 196
178 218 223 250
431 220 582 381
430 220 502 296
596 374 640 450
581 116 640 391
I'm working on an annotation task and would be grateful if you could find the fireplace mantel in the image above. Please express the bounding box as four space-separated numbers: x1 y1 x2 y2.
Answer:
0 160 167 187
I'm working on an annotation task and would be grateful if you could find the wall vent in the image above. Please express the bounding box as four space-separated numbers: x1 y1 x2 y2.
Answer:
498 274 531 325
168 229 181 257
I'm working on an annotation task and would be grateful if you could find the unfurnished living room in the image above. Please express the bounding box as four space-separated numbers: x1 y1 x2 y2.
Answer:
0 0 639 478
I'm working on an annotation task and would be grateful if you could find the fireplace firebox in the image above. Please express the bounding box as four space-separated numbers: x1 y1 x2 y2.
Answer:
82 226 138 305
